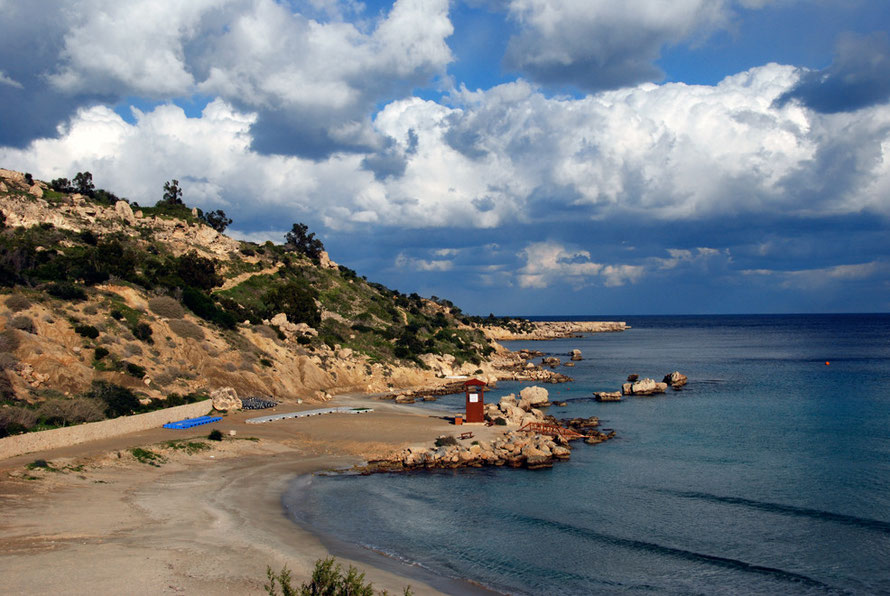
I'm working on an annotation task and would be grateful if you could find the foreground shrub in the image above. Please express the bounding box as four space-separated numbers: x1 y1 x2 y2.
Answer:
148 296 185 319
264 557 410 596
167 318 205 341
132 321 153 343
207 429 223 441
93 347 109 360
5 294 31 312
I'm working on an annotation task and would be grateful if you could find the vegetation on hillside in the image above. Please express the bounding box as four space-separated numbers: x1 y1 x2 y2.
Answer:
0 169 530 437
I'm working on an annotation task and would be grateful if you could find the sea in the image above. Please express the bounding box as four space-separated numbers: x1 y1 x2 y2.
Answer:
286 314 890 595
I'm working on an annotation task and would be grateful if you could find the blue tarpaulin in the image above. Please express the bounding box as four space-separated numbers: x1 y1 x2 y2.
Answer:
163 415 222 429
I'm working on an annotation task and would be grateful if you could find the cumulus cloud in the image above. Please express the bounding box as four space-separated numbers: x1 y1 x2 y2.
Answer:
776 32 890 113
503 0 733 90
4 62 890 238
2 0 453 158
517 241 643 288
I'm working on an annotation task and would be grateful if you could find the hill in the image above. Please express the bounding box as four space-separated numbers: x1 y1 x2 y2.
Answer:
0 168 548 437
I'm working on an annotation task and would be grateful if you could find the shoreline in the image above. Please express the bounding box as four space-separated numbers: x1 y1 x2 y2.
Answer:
0 395 472 595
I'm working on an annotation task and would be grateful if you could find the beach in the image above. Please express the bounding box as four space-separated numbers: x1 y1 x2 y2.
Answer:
0 395 463 595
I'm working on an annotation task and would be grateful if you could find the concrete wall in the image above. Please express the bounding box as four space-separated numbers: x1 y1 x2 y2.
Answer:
0 400 211 460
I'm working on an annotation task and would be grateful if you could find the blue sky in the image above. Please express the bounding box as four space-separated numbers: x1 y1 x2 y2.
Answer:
1 0 889 315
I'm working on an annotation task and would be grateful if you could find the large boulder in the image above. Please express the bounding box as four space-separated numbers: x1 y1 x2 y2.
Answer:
663 371 688 389
630 378 668 396
518 386 550 410
211 387 242 411
569 349 582 361
114 200 135 222
499 393 518 409
595 391 622 402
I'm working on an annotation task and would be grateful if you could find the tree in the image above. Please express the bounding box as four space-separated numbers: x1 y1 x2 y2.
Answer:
73 171 95 197
160 179 183 206
284 222 325 261
200 209 232 233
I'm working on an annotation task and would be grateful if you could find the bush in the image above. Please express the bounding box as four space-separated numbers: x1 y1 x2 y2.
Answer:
0 329 20 352
36 398 105 426
5 294 31 312
74 324 100 339
0 405 38 436
494 417 507 426
182 287 236 329
94 347 109 360
207 429 223 441
167 319 205 341
148 296 185 319
89 381 141 417
124 361 146 378
435 435 458 447
0 352 18 369
296 335 311 345
264 557 400 596
46 282 87 301
132 322 153 343
9 315 35 334
176 251 222 290
259 358 273 367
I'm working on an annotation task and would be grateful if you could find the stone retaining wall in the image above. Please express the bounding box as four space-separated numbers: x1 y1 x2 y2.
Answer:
0 401 212 460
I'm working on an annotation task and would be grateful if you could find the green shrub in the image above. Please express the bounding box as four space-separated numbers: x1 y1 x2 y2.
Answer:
296 335 311 345
167 318 205 341
110 309 124 320
148 296 185 319
259 358 273 367
182 287 236 329
207 429 223 441
46 282 87 301
124 361 146 378
264 557 406 596
494 417 507 426
9 315 35 333
130 447 166 466
132 321 153 343
94 347 109 360
5 294 31 312
88 381 141 418
74 324 99 339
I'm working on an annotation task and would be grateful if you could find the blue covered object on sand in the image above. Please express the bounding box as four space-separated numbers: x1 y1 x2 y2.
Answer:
163 415 222 429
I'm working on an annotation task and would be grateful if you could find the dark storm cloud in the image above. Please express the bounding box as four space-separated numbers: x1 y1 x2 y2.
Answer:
776 32 890 113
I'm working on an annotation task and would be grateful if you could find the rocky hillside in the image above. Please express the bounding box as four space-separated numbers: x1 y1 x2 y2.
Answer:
0 168 537 436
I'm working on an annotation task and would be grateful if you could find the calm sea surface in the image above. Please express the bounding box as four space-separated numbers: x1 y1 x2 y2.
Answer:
287 314 890 595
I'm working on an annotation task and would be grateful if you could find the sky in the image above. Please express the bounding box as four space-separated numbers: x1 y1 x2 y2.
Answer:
1 0 890 316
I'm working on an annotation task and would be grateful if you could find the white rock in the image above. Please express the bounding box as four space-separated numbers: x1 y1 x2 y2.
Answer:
211 387 242 410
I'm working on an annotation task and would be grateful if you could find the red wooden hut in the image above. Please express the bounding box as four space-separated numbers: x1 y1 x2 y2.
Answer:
463 378 486 423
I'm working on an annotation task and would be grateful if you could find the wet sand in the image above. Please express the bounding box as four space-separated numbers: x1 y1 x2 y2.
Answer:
0 395 472 595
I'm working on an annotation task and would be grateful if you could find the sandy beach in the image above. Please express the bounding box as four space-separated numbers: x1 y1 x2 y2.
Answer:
0 395 476 595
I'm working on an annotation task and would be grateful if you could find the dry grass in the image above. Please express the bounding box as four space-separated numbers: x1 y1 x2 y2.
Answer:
148 296 185 319
36 398 105 425
168 319 205 341
10 315 36 333
5 294 31 312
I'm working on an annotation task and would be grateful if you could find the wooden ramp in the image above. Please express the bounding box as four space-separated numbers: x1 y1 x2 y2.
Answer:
519 421 585 440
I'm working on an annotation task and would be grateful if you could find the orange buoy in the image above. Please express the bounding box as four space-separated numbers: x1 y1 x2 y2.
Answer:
825 361 830 366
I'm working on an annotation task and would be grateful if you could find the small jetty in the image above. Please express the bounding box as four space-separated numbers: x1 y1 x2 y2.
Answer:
246 406 373 424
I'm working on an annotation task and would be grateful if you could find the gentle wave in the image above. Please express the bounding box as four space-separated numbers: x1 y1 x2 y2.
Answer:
661 490 890 535
509 513 837 591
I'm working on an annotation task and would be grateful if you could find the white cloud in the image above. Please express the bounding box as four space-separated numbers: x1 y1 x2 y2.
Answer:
743 261 885 288
41 0 453 154
0 70 23 89
395 252 454 271
516 241 643 288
